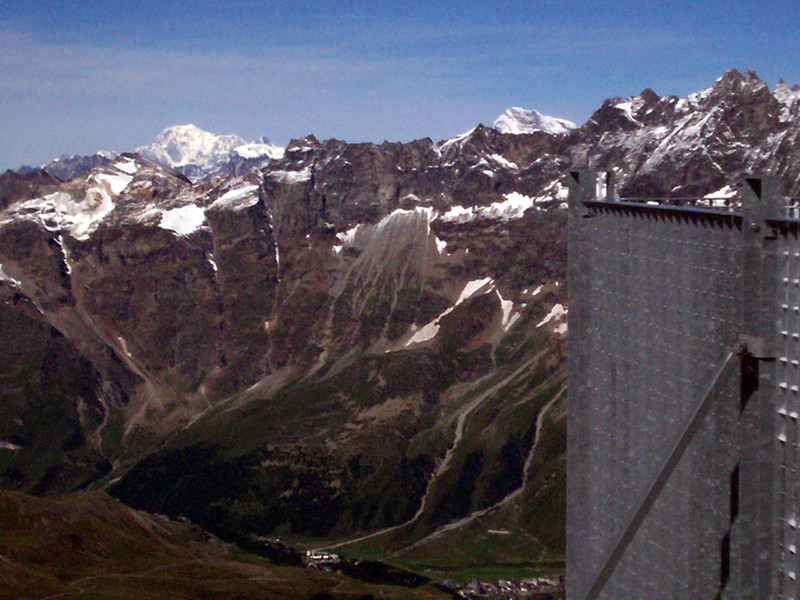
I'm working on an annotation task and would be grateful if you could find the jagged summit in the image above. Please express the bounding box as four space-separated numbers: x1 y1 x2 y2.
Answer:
493 107 576 135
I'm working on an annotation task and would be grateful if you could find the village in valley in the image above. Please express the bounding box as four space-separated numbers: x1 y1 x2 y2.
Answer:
305 550 564 599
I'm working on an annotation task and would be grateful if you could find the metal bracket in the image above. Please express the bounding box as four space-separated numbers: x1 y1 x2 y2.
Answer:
739 336 776 362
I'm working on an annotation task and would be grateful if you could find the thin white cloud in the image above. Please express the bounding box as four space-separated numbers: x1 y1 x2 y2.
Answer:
0 18 715 169
0 20 696 99
0 28 377 99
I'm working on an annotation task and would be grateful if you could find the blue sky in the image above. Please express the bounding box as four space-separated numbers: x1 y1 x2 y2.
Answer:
2 0 799 170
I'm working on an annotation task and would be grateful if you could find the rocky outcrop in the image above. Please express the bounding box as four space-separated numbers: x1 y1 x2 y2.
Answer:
0 169 61 211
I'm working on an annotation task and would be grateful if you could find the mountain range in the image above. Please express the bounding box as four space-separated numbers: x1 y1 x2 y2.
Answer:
1 68 799 585
11 105 578 184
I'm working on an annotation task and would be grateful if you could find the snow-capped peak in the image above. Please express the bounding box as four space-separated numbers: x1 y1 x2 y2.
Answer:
137 124 246 170
493 107 576 135
136 125 285 181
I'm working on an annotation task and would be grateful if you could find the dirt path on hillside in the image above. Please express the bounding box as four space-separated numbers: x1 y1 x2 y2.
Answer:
321 348 554 553
385 383 565 559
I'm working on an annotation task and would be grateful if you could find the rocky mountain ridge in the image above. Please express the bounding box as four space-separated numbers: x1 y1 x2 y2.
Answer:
17 150 118 183
12 107 572 185
1 69 799 570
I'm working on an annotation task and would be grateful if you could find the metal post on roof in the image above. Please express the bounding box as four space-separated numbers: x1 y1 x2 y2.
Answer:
605 170 617 202
568 167 596 218
738 175 781 598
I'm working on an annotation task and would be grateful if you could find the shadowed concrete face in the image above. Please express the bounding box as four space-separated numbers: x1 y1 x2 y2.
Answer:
567 172 786 599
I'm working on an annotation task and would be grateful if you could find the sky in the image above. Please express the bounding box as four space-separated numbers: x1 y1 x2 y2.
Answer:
2 0 800 171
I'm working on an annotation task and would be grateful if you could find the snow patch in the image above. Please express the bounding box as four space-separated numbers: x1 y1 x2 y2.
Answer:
505 312 522 331
56 235 72 275
676 86 713 112
117 336 134 359
527 285 543 297
374 206 433 235
457 278 494 305
614 99 638 122
437 127 477 154
537 303 566 326
336 224 360 248
705 184 737 199
405 321 441 346
499 294 514 329
10 161 144 239
74 188 114 239
488 154 518 170
269 167 311 184
97 172 133 195
439 192 534 224
0 263 22 288
438 204 474 223
210 184 260 210
114 157 139 175
404 278 495 348
2 189 117 241
700 185 737 208
775 81 800 120
158 205 206 236
233 140 285 160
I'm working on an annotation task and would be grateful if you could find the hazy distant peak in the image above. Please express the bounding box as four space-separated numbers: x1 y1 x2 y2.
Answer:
136 124 284 180
137 124 246 169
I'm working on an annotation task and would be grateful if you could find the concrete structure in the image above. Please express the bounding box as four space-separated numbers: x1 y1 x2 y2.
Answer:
567 170 799 599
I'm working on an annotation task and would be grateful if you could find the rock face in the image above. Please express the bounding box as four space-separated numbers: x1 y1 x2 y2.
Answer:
1 68 799 562
0 169 61 211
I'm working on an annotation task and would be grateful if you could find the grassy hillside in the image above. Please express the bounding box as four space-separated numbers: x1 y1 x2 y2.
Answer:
0 490 451 600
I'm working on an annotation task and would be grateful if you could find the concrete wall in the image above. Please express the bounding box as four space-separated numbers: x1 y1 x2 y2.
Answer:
567 172 783 599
